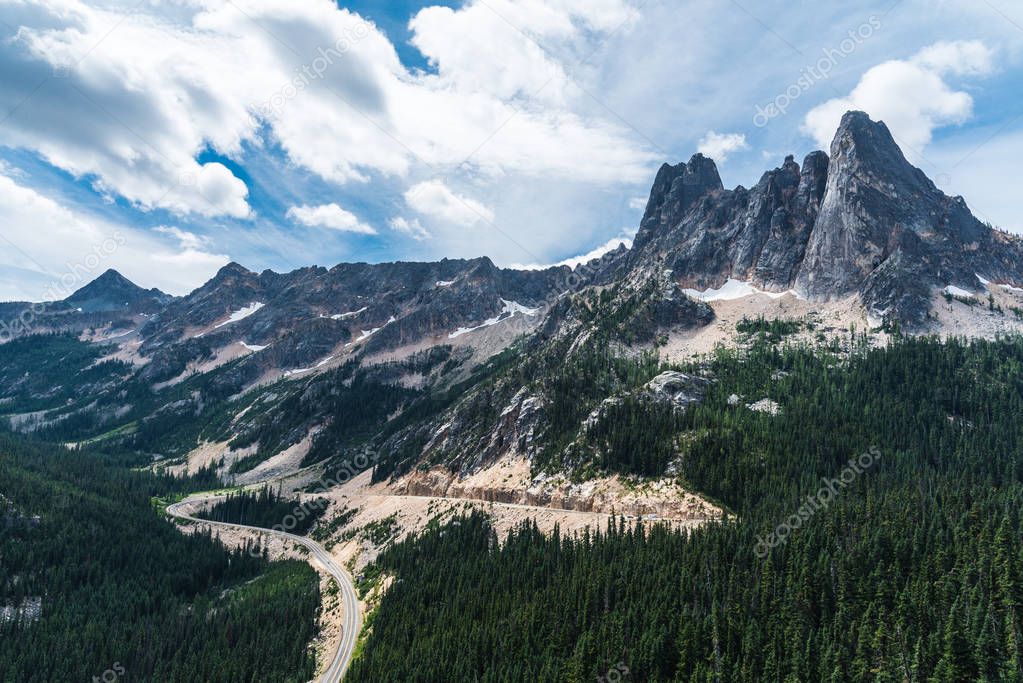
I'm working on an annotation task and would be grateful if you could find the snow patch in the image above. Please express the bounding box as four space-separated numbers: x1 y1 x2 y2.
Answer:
943 285 975 299
282 354 336 377
327 306 367 320
240 342 267 352
436 280 455 287
501 300 540 316
345 316 396 348
354 327 382 343
449 299 540 339
682 278 802 302
213 302 264 329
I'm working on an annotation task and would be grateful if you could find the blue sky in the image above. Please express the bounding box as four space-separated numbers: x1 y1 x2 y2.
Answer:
0 0 1021 299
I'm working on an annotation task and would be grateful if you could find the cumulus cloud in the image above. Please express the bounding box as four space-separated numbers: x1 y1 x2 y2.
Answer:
408 0 633 103
286 203 377 234
0 0 654 225
389 217 431 241
0 169 228 300
0 4 253 218
914 40 994 76
405 180 495 227
697 131 749 161
803 40 995 156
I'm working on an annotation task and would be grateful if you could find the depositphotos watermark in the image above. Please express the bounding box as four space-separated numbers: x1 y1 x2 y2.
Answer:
0 232 126 343
753 16 881 128
596 662 630 683
247 446 379 557
259 20 373 121
92 662 125 683
754 446 882 558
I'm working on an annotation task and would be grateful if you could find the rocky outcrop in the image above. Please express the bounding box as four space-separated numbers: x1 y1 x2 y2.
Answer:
641 371 711 408
396 460 722 521
627 110 1023 327
628 150 829 294
796 111 1023 324
634 154 724 250
415 386 547 475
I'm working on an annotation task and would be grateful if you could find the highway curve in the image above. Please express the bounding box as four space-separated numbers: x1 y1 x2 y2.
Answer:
166 496 361 682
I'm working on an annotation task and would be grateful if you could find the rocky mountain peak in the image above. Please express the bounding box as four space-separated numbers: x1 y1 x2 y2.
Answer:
634 153 723 250
795 111 998 322
213 261 255 281
65 269 171 313
87 268 134 288
621 110 1023 327
828 111 919 176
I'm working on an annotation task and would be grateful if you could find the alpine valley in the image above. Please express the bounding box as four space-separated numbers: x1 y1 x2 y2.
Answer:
6 112 1023 682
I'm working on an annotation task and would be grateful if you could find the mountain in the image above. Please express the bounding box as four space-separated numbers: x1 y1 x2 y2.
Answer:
5 110 1023 484
627 149 826 292
5 110 1018 355
65 268 173 314
0 269 172 342
628 110 1023 326
8 114 1023 683
131 257 573 387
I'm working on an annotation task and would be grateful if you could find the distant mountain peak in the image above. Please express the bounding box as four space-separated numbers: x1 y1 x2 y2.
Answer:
93 268 133 284
215 262 255 279
65 269 171 314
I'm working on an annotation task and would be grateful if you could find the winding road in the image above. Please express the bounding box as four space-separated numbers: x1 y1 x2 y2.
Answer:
166 496 361 682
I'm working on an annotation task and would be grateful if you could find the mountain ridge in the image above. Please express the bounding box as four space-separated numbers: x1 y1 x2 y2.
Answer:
10 111 1016 343
4 110 1023 363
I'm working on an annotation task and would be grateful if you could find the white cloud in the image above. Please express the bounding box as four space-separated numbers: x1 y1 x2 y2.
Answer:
0 169 228 300
409 0 635 104
628 197 647 210
511 234 633 270
389 217 431 241
405 180 495 226
0 4 253 218
153 226 209 251
286 203 377 234
803 40 995 157
914 40 994 77
0 0 654 225
697 131 749 161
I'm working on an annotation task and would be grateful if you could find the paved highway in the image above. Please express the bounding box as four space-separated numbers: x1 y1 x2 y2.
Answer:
166 496 361 682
